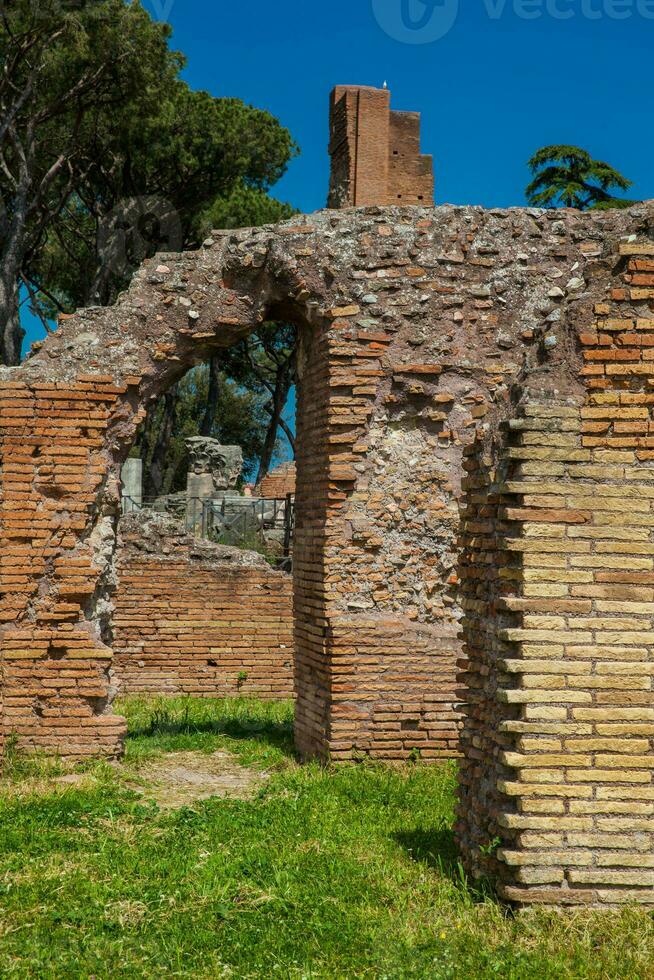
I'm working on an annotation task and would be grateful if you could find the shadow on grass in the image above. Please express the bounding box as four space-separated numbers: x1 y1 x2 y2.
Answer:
125 707 296 759
394 827 497 903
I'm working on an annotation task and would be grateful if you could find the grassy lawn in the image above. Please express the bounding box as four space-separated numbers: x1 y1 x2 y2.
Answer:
0 697 653 978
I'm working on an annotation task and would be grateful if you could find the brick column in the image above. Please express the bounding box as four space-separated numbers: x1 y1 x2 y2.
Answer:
457 238 654 907
293 310 461 763
0 379 127 758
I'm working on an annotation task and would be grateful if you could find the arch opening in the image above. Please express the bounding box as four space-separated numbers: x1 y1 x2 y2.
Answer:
5 202 654 910
111 324 298 707
0 211 472 764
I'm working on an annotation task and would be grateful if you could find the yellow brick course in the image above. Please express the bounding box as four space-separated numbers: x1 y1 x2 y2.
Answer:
458 234 654 907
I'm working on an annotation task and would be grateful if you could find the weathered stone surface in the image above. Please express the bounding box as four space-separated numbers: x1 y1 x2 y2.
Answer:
2 200 654 908
118 511 266 566
186 438 243 492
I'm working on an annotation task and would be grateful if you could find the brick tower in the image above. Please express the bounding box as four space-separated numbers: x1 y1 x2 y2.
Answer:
328 85 434 209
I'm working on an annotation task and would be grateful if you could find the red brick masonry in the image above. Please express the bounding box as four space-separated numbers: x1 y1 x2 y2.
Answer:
255 461 296 500
113 514 293 699
328 85 434 208
3 203 654 907
456 240 654 907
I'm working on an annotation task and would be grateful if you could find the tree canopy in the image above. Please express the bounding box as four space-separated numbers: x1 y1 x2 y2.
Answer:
526 145 635 211
201 180 297 234
0 0 297 363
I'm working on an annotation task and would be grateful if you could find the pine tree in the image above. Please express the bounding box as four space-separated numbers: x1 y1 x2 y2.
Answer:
526 145 635 211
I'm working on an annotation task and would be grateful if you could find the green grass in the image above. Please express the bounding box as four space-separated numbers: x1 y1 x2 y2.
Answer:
0 697 653 978
121 695 295 769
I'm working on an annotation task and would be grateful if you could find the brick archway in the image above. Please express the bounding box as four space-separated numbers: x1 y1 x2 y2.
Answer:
2 203 654 907
0 219 332 759
1 207 478 761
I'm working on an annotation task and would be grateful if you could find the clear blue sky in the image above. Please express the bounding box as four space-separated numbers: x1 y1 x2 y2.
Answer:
169 0 653 214
23 0 654 352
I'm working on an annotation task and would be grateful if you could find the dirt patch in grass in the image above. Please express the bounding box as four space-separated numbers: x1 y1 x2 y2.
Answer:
126 750 268 809
52 772 94 788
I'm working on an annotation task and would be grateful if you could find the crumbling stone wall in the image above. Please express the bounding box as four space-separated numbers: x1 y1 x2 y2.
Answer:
0 376 128 756
1 202 654 906
113 513 293 698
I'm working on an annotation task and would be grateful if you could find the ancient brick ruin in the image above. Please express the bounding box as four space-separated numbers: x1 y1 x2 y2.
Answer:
328 85 434 208
113 513 293 698
2 199 654 907
455 229 654 907
255 460 296 499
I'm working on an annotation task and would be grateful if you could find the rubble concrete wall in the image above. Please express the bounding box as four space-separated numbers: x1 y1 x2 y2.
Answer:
2 203 654 906
112 514 293 699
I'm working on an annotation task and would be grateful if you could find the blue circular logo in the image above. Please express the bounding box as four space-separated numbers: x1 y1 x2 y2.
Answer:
372 0 460 44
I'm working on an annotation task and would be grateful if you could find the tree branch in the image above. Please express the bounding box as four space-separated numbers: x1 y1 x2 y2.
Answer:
277 414 296 453
19 273 54 334
22 273 66 315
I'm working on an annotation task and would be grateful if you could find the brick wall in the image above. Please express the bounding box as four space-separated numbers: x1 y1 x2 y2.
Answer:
327 618 460 760
456 239 654 908
388 111 433 206
2 204 654 906
298 314 467 762
0 378 128 758
255 461 296 499
327 90 355 209
293 315 335 757
112 513 293 698
328 86 433 208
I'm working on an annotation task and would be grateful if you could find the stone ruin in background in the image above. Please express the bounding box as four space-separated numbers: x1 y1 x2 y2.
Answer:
138 436 290 550
142 437 244 527
1 85 654 908
124 433 293 537
185 438 243 496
